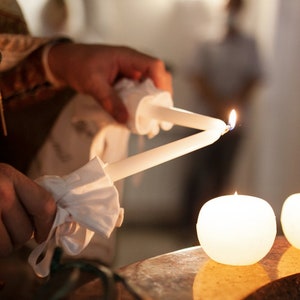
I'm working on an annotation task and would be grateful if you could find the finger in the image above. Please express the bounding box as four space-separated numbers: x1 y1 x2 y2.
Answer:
0 219 13 256
16 183 55 244
117 48 173 94
1 196 34 247
109 92 129 124
89 79 129 124
0 168 34 249
7 166 56 243
148 66 173 95
100 92 129 124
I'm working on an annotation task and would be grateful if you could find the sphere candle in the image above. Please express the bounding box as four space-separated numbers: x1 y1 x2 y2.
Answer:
281 193 300 249
196 193 277 265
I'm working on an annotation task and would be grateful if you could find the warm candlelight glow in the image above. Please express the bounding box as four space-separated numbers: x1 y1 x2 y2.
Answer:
222 109 237 135
193 260 271 300
229 109 237 130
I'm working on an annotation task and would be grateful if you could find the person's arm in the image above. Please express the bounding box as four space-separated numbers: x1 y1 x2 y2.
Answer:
0 163 56 256
193 72 260 121
47 43 172 123
0 35 172 124
190 42 227 119
192 74 227 119
0 34 71 110
230 76 260 108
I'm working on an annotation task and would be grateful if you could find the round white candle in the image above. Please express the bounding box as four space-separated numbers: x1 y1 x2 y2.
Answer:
281 193 300 249
196 194 277 265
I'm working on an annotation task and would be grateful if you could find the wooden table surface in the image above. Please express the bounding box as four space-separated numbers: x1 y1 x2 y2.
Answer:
116 235 300 300
1 236 300 299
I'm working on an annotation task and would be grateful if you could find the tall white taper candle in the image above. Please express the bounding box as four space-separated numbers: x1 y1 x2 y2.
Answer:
104 129 225 182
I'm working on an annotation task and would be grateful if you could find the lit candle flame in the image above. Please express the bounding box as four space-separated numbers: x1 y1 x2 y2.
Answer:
229 109 237 130
222 109 237 135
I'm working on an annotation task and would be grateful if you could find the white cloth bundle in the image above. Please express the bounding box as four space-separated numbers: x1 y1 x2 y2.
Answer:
27 93 130 271
28 78 173 277
115 78 174 138
28 157 123 278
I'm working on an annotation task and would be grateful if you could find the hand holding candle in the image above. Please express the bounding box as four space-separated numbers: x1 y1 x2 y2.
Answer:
105 79 236 182
196 193 277 266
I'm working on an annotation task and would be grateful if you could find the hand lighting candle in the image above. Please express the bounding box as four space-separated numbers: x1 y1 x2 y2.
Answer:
105 79 237 182
104 109 236 182
281 193 300 249
103 79 236 182
196 193 277 265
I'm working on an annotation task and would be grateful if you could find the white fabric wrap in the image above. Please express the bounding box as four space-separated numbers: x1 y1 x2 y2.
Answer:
116 78 174 138
28 156 123 278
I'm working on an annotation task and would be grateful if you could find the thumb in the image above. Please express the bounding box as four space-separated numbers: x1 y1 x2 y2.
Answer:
92 83 129 124
12 168 56 243
102 91 129 124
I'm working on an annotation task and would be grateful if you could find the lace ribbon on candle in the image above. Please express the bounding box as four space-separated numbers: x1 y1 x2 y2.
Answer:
28 156 123 278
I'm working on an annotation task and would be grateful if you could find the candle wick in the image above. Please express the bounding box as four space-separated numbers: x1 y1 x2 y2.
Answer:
222 124 231 135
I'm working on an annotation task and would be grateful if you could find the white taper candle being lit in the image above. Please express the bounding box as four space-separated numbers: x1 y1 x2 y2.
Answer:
104 107 236 182
139 103 226 132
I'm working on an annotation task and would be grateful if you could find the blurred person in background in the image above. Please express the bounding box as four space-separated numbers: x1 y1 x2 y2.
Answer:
183 0 262 228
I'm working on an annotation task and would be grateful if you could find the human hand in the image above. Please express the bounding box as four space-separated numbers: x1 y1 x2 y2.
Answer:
47 43 173 123
0 164 56 256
